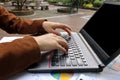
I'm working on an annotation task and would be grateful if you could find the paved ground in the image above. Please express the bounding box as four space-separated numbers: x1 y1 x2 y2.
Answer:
18 5 96 20
0 5 96 37
18 5 96 32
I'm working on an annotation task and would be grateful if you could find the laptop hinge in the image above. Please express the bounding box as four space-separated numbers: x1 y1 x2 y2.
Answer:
97 64 105 72
77 32 105 66
80 29 109 65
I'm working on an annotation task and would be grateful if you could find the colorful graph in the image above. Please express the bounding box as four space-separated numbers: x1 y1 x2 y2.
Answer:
108 55 120 71
51 73 74 80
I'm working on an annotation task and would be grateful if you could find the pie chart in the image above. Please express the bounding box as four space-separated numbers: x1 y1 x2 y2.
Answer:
51 72 74 80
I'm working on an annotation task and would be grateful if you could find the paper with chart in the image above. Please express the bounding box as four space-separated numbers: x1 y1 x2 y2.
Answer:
108 55 120 72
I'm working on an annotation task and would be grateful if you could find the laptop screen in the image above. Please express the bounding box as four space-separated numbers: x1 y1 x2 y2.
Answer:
82 2 120 57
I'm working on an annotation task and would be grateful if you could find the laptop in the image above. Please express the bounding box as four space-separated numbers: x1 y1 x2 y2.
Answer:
27 1 120 73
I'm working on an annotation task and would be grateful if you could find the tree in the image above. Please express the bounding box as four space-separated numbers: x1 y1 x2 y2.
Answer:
12 0 27 10
0 0 9 2
10 0 34 16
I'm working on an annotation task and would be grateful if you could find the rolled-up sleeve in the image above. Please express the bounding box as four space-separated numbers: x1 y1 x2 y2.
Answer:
0 36 41 79
0 6 47 34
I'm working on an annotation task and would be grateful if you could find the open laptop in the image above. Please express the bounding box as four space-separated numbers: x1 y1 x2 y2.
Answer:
27 1 120 73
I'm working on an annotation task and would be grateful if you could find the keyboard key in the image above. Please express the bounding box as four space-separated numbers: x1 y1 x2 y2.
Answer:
66 58 71 66
50 34 88 67
76 58 83 66
71 60 77 66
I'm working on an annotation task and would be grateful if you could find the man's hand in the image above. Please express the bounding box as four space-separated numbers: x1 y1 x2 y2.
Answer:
33 33 68 53
42 21 72 36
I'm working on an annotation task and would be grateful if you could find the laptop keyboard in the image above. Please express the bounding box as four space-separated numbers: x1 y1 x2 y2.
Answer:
51 34 88 67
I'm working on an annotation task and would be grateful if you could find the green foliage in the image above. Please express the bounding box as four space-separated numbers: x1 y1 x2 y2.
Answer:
62 0 70 4
83 0 94 3
93 0 104 7
82 0 104 8
0 0 9 2
47 0 57 3
83 0 94 8
111 0 120 2
83 2 94 8
46 0 103 8
47 0 70 4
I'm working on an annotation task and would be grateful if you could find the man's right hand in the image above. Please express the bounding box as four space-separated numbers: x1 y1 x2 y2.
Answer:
33 33 68 54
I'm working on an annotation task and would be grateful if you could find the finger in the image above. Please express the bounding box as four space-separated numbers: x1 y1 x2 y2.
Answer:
53 23 72 30
53 24 72 36
57 44 67 53
60 23 72 30
58 42 68 52
50 29 61 36
62 28 72 36
57 38 68 52
54 35 68 52
54 26 72 36
44 27 61 36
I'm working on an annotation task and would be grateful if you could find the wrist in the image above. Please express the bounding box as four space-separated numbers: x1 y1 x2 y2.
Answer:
37 19 48 34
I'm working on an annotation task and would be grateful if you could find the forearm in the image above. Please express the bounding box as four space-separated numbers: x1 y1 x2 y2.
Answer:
0 36 41 79
0 6 47 34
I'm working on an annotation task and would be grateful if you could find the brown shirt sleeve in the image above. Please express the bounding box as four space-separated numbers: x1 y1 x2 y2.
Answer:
0 36 41 79
0 6 47 34
0 6 46 79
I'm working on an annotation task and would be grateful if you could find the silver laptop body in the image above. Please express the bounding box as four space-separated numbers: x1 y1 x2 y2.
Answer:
27 1 120 73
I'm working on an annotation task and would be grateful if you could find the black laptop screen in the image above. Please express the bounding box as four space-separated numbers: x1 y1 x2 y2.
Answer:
82 3 120 57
